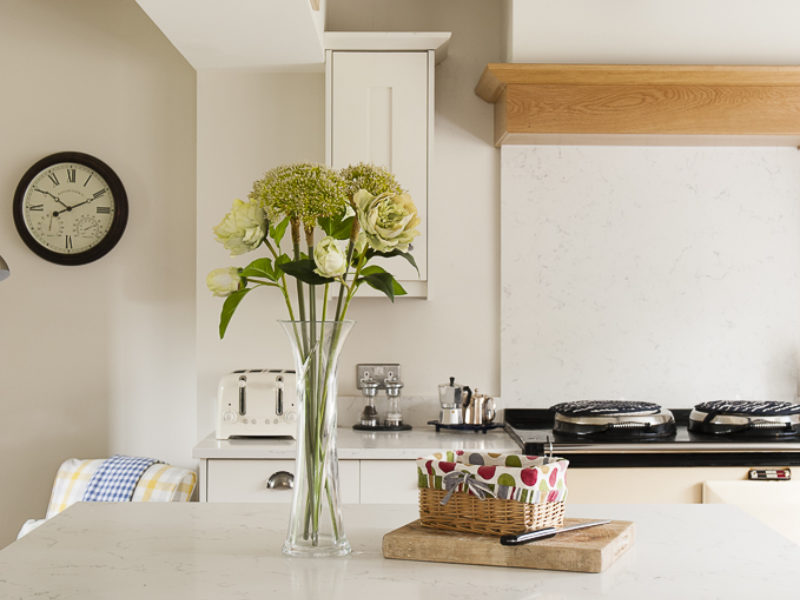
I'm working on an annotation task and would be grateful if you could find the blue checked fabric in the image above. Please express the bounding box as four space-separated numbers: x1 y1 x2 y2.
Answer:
82 455 160 503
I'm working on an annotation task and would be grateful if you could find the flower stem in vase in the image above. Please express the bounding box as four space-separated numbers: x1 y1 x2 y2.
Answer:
280 319 353 557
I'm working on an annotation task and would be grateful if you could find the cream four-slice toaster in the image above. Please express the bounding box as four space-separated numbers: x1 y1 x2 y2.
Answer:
216 369 297 439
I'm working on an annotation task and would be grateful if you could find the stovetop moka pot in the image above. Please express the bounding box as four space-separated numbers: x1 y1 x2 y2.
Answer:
438 376 470 425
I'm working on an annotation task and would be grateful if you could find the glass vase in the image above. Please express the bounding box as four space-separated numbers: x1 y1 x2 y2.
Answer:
279 319 354 557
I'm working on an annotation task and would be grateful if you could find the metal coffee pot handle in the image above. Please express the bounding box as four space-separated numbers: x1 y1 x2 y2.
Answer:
483 397 496 423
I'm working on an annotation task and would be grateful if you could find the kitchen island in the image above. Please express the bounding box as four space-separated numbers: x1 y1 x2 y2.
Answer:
0 502 796 599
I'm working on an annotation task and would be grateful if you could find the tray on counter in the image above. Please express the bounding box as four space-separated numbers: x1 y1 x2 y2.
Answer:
427 420 504 434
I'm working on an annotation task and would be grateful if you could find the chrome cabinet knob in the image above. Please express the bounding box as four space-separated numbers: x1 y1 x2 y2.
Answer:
266 471 294 490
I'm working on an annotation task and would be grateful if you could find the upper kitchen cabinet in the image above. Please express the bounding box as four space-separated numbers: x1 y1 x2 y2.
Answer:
325 32 451 298
476 64 800 146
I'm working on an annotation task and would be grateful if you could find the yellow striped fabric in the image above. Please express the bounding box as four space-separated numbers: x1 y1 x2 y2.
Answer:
19 459 196 539
44 458 196 519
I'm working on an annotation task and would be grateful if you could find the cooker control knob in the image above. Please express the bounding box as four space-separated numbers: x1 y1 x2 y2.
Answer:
223 410 237 424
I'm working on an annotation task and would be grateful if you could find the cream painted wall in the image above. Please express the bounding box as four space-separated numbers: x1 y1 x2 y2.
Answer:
507 0 800 63
0 0 196 546
196 71 328 436
195 0 504 436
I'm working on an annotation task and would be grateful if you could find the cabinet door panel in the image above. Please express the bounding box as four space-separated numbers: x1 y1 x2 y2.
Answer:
330 51 429 283
360 460 418 504
207 459 360 503
567 467 753 503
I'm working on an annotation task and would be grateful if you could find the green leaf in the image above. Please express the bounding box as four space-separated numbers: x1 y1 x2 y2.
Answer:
392 278 407 296
219 288 251 339
318 214 355 240
240 258 278 281
269 216 290 245
365 248 419 276
278 258 333 285
358 266 406 302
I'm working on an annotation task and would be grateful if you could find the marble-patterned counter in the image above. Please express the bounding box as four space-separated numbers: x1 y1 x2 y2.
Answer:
1 502 797 599
193 427 517 460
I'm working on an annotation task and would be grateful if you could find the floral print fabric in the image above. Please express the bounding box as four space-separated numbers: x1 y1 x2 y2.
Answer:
416 450 569 504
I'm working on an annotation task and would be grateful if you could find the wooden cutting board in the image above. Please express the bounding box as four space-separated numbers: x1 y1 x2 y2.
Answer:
382 518 634 573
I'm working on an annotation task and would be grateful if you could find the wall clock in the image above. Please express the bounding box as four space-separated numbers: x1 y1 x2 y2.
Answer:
13 152 128 266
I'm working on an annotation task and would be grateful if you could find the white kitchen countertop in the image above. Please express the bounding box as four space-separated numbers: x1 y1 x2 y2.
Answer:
193 427 517 459
1 502 797 599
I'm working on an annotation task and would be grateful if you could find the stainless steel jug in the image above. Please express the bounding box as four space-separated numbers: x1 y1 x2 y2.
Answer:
463 391 496 425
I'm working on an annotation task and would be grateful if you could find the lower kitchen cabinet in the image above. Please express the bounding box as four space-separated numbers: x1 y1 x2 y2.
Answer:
359 460 419 504
200 458 413 504
203 459 361 504
200 459 780 505
565 467 780 503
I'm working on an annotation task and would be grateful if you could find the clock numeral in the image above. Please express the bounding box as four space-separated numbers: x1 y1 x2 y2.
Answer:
96 206 111 214
67 167 76 183
93 189 107 200
48 172 59 186
65 235 73 250
28 204 44 211
83 173 93 187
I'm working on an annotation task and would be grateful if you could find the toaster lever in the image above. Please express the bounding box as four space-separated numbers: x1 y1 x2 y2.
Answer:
276 376 284 416
238 375 247 415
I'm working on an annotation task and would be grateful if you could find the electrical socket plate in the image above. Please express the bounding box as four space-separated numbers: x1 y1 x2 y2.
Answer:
356 363 401 389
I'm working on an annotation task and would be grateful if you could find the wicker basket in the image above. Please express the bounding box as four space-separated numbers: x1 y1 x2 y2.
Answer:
416 451 568 536
419 488 565 536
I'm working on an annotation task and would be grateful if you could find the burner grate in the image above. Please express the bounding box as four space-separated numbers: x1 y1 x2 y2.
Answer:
693 400 800 417
552 400 661 416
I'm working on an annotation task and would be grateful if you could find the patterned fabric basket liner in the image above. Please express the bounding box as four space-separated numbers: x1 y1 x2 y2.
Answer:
416 450 569 535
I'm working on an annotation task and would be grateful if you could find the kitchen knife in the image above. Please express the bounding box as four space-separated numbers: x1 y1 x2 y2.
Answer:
500 519 611 546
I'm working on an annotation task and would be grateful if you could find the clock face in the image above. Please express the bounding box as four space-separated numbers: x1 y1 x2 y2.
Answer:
13 152 128 265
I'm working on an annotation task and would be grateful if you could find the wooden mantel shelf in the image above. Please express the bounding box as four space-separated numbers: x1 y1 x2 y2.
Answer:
475 64 800 146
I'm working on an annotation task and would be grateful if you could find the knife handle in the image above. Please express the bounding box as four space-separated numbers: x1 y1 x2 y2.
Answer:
500 527 557 546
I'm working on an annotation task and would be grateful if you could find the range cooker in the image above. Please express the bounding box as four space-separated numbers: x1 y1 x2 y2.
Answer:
504 400 800 468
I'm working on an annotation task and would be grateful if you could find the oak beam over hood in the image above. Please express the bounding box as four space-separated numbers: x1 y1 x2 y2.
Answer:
475 64 800 146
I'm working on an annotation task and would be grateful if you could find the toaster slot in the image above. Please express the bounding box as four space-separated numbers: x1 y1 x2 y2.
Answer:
276 376 284 416
238 375 247 415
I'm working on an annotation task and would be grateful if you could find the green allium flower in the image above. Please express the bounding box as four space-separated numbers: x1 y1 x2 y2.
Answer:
354 189 420 253
339 163 404 199
206 267 242 297
213 198 266 256
250 163 348 225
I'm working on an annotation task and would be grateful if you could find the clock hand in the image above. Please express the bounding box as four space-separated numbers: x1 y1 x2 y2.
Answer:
70 199 90 210
33 187 70 210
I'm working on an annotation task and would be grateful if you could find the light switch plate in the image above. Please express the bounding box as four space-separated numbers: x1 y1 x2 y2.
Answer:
356 363 401 389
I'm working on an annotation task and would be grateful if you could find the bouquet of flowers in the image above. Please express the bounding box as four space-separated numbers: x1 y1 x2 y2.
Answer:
206 162 419 556
206 162 420 334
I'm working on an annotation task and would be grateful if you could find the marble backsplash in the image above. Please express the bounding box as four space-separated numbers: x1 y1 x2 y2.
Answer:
501 145 800 409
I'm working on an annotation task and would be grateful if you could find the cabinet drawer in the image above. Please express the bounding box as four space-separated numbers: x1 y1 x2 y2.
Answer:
206 459 360 504
360 460 418 504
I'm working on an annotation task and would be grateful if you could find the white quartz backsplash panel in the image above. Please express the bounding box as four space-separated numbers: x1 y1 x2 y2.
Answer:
501 146 800 407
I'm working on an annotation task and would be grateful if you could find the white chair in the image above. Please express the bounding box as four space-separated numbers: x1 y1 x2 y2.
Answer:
18 458 196 539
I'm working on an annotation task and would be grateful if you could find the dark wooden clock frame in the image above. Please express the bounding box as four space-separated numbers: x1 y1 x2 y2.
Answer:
13 151 128 266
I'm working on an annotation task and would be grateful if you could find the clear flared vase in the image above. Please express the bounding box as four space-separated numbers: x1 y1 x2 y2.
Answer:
279 320 354 557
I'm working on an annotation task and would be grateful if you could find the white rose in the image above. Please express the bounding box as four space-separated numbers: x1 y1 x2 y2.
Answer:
213 198 266 256
313 236 347 278
354 190 420 253
206 267 242 297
